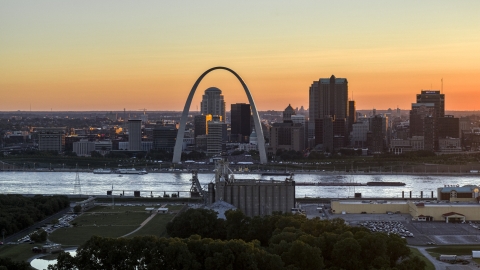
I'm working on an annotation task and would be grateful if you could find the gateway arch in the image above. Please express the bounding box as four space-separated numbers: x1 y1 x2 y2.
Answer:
172 66 267 164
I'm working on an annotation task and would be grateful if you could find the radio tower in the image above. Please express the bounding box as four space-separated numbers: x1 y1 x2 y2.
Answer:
73 164 81 195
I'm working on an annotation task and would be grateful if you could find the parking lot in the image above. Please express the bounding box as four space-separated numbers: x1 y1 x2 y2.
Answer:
297 207 480 246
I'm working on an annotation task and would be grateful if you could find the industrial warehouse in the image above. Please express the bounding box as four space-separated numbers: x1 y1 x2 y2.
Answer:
332 185 480 222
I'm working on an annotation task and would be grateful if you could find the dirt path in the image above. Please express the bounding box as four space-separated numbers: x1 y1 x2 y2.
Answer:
120 204 166 237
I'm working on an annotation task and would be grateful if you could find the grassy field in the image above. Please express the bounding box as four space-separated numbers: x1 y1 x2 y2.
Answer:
48 204 182 246
125 204 185 238
0 243 44 262
409 247 435 270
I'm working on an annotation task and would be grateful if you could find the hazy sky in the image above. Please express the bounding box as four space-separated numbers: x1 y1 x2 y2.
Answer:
1 1 479 112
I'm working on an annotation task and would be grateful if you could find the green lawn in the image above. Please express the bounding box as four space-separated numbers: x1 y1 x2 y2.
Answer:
48 204 183 245
0 204 183 264
49 226 137 246
409 247 435 270
0 243 44 262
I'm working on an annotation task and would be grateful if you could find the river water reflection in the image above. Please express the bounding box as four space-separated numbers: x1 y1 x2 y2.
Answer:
2 171 480 198
30 250 76 270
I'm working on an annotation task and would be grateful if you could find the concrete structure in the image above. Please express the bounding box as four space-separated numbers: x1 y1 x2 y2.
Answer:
128 119 142 151
173 67 267 164
201 87 226 122
36 127 66 152
212 161 295 216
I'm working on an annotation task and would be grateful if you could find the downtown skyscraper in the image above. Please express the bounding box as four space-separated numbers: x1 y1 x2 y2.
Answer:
200 87 226 122
308 75 348 139
309 75 353 153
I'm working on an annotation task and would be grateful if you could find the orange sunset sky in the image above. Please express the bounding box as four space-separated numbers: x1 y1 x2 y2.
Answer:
1 1 479 112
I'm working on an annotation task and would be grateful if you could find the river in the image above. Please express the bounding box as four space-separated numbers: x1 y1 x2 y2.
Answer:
1 171 479 199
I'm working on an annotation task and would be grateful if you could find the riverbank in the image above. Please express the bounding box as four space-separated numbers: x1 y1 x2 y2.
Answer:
1 168 480 177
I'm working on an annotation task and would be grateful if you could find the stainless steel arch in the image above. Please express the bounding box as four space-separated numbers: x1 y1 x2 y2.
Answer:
172 66 267 164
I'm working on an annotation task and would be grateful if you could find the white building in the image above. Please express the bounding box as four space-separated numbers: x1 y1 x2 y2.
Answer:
73 139 95 156
351 118 370 147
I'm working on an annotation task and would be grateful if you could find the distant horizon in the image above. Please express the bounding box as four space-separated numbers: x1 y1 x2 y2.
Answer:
2 109 480 113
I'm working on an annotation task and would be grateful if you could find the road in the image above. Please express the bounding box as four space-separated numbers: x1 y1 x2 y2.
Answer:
3 204 72 244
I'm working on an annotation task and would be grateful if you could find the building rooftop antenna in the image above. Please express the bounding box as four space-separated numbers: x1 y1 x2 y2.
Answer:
441 78 443 94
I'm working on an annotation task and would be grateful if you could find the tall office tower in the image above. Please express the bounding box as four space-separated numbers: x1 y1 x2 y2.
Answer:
153 124 178 152
409 103 435 137
308 75 348 139
206 121 225 156
201 87 226 122
128 119 142 151
368 115 386 154
416 90 445 118
194 114 213 139
348 100 356 134
231 103 251 143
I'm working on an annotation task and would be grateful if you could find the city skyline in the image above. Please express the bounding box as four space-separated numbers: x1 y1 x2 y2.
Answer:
1 1 479 111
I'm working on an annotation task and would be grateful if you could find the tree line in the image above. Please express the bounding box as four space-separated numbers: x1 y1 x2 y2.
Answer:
51 208 425 270
0 194 69 236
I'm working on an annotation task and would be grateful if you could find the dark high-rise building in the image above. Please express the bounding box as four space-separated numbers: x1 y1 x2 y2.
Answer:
153 124 178 152
409 103 435 137
308 75 348 139
416 90 445 118
128 120 142 151
230 103 251 143
201 87 226 122
194 114 213 139
438 115 460 138
348 100 356 133
423 117 435 152
369 115 385 154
